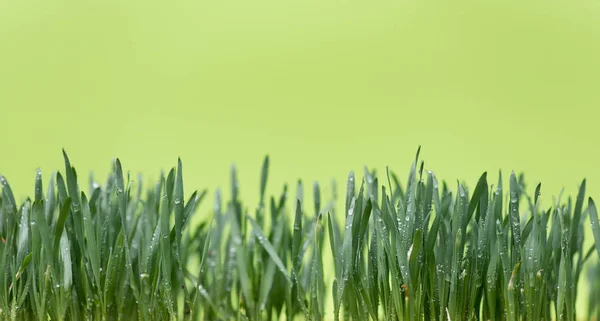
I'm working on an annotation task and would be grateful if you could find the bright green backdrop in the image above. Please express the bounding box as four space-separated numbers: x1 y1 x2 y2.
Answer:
1 0 599 314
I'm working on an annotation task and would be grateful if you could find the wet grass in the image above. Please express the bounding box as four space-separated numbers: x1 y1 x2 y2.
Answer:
1 148 600 320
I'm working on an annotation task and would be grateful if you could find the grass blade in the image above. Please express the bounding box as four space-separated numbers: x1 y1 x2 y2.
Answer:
53 199 71 258
248 215 291 283
589 198 600 259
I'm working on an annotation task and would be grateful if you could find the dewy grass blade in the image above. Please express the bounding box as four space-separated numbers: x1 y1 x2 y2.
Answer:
53 199 72 258
158 176 174 315
62 150 84 248
468 172 488 222
0 175 17 214
346 171 355 217
55 172 68 204
589 198 600 259
174 158 185 248
172 158 190 312
81 192 101 294
328 212 340 277
17 201 30 264
292 199 303 270
409 228 423 286
34 169 43 202
169 189 206 244
571 180 586 253
229 209 255 317
335 197 356 319
521 216 534 243
557 253 567 320
258 218 284 310
509 172 522 262
247 215 291 283
44 172 56 225
114 159 127 230
166 168 175 207
59 232 72 290
104 231 124 317
507 261 521 321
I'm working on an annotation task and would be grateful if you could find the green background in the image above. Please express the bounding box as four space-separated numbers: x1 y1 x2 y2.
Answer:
1 0 599 314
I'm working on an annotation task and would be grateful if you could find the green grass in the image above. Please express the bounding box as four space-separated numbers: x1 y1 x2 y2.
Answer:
1 149 600 321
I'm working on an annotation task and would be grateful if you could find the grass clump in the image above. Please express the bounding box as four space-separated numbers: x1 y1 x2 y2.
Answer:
1 148 600 321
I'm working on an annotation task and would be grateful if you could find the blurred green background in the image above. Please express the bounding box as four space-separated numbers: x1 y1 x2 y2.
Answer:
1 0 599 313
